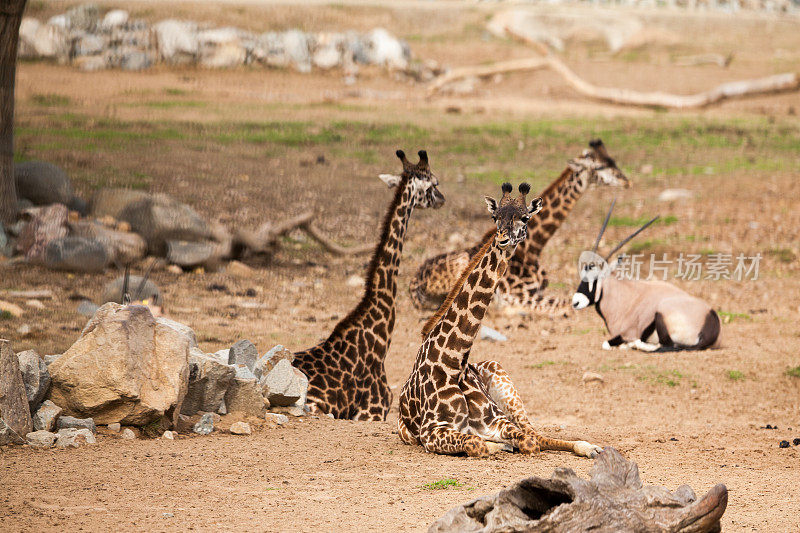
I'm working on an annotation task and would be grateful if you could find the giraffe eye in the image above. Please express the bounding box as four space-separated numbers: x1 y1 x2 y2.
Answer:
521 216 530 224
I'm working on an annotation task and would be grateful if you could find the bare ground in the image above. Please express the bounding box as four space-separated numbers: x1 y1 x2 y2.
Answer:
2 2 800 531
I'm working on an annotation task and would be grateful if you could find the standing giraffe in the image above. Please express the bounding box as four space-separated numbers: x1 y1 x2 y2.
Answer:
398 183 602 457
409 139 630 316
293 149 445 421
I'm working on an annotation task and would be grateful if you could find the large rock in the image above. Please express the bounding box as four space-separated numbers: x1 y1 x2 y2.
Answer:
282 29 312 72
154 19 199 64
259 359 308 407
74 33 105 56
101 9 129 30
43 236 109 273
224 377 268 418
361 28 409 69
228 339 258 371
254 344 294 379
117 193 212 254
69 220 146 264
166 240 217 267
180 348 236 415
15 161 74 206
0 340 34 445
55 428 96 448
16 350 50 413
18 18 41 59
16 204 68 261
32 23 70 60
48 303 191 426
90 188 150 219
0 222 10 257
64 4 99 32
157 316 198 350
101 275 161 305
198 28 247 68
32 400 62 432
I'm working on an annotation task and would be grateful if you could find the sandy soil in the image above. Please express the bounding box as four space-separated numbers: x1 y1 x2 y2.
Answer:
2 2 800 532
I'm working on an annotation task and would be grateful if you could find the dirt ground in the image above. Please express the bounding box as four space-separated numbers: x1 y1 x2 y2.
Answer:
2 1 800 532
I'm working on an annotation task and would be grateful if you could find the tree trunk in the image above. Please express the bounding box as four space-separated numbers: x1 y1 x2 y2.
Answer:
0 1 27 226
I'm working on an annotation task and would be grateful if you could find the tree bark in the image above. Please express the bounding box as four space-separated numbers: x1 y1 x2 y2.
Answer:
0 0 27 226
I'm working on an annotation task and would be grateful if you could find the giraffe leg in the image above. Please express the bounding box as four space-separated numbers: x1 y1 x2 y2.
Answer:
472 360 603 458
419 425 502 458
398 418 419 446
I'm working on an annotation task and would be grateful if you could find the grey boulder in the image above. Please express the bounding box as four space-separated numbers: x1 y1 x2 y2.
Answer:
26 430 57 448
0 340 33 445
55 427 96 448
254 344 294 379
56 415 96 434
259 359 308 407
224 377 268 418
193 412 214 435
180 349 235 415
33 400 62 432
228 339 258 371
14 161 74 206
118 193 212 254
16 349 51 413
43 236 109 273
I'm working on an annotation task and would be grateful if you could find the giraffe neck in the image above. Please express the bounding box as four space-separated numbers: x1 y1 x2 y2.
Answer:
330 177 415 341
515 166 589 260
423 236 510 371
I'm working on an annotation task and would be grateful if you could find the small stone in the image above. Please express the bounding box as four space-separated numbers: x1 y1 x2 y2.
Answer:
108 422 121 433
346 275 365 287
32 400 62 432
658 189 694 202
228 339 258 371
16 324 32 337
25 299 45 310
0 300 24 317
57 415 96 434
264 413 288 425
162 430 175 440
229 421 251 435
55 428 96 448
167 264 183 274
793 438 800 446
120 427 136 440
582 371 604 384
193 413 214 435
226 260 255 278
26 430 57 448
779 440 790 448
479 326 507 342
325 413 334 419
163 512 174 518
640 164 654 175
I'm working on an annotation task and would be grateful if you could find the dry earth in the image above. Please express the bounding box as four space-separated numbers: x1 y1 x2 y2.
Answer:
2 1 800 532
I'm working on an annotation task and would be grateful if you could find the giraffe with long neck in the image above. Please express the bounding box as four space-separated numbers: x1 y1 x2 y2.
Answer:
293 150 444 421
399 183 602 457
409 139 629 316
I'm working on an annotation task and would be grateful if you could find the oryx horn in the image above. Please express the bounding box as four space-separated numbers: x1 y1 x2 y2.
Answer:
592 198 616 253
604 215 660 261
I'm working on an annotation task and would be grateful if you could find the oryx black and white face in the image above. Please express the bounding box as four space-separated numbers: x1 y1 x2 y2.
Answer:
572 251 610 310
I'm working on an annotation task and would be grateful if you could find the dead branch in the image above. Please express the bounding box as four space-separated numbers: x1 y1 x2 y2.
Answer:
674 53 734 68
233 211 315 253
301 222 374 256
429 25 799 109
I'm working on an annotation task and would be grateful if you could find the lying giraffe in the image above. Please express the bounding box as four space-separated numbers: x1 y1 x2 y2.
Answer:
293 150 444 421
409 140 630 316
398 183 602 457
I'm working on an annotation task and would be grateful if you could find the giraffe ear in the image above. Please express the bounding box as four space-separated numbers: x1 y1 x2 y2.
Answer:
484 196 499 217
527 197 543 216
378 174 401 188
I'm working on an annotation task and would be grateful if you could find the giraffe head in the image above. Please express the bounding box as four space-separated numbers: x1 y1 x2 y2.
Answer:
485 183 543 249
568 139 630 188
378 150 445 209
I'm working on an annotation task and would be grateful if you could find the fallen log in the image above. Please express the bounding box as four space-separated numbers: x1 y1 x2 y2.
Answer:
301 222 374 257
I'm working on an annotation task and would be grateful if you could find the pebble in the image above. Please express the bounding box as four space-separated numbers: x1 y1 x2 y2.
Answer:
226 260 255 278
230 421 251 435
193 413 214 435
265 413 288 425
57 415 96 434
162 430 175 440
479 326 507 342
794 438 800 446
25 299 45 310
582 371 604 384
120 428 136 440
26 430 57 448
167 264 183 274
779 440 790 448
55 428 96 448
16 324 32 336
346 275 365 287
108 422 121 433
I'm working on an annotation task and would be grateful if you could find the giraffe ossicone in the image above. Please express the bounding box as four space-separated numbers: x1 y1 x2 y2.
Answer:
292 149 444 421
399 182 602 458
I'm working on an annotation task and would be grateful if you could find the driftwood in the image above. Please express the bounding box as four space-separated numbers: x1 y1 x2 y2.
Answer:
674 53 734 68
429 24 799 109
429 448 727 533
232 211 372 257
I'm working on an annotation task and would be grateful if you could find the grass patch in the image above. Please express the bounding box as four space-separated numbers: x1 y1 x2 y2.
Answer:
422 478 463 490
30 93 72 107
726 370 745 381
142 100 207 109
0 310 13 320
628 238 667 253
636 366 684 387
608 215 677 227
718 310 751 322
527 360 559 369
768 248 796 263
163 87 190 96
785 366 800 378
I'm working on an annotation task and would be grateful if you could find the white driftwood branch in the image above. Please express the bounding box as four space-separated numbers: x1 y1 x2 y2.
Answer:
429 24 800 109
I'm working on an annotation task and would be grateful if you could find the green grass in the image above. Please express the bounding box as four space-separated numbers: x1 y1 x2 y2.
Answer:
422 478 463 490
163 88 190 96
636 366 685 387
0 310 13 320
30 93 72 107
608 215 677 227
785 366 800 378
726 370 745 381
768 248 796 263
527 360 558 369
718 310 751 322
628 238 668 253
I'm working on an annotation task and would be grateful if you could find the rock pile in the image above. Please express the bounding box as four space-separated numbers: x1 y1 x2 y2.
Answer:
19 4 414 73
0 306 309 450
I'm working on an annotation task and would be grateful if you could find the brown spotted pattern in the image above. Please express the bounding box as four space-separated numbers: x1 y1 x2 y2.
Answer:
399 184 602 458
409 140 630 317
293 150 444 421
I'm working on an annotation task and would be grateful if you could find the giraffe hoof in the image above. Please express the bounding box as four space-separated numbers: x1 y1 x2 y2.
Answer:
516 436 540 455
484 441 511 455
574 441 603 459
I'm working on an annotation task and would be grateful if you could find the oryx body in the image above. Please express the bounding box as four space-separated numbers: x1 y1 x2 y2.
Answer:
572 201 721 352
576 274 720 351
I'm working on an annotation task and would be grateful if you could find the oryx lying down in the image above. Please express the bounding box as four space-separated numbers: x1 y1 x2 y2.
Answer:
572 201 721 352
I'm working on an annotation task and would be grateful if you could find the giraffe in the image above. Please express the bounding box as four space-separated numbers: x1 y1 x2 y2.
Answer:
398 182 602 458
409 139 630 317
293 149 445 421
